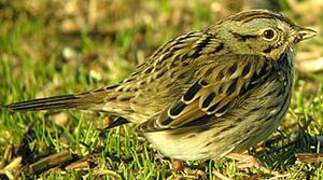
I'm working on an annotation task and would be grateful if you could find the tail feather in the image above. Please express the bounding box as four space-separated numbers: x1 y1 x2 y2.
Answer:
5 85 121 112
6 94 92 111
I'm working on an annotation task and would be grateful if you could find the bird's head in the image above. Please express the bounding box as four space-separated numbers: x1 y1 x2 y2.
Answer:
214 10 316 60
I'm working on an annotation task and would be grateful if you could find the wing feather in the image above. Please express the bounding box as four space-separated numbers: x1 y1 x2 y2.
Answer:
137 55 271 133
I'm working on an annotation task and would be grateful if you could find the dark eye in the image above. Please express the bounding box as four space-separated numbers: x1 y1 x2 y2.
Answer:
263 29 275 40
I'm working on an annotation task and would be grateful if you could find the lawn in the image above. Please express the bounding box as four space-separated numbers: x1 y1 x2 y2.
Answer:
1 0 323 179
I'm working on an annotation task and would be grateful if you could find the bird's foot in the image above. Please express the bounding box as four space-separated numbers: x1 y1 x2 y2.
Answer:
170 158 184 172
226 153 261 169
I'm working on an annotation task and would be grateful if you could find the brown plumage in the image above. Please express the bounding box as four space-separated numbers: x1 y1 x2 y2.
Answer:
6 10 316 161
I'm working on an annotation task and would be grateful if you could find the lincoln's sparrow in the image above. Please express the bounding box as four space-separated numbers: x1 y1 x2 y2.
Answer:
7 10 315 161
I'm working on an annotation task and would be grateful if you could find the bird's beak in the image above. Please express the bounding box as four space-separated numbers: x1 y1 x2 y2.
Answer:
294 26 316 43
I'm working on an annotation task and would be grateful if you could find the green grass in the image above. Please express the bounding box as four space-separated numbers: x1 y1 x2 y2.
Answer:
1 0 323 179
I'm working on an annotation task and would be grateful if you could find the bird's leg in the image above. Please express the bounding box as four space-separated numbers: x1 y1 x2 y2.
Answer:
226 153 261 169
171 158 184 172
99 117 129 138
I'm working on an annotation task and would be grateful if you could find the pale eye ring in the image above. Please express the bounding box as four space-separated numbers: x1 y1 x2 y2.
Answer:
263 28 276 41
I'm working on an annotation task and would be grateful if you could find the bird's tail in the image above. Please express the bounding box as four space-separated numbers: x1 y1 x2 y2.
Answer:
5 85 120 112
6 94 90 111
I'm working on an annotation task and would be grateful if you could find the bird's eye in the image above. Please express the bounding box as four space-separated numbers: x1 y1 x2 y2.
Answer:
263 28 276 40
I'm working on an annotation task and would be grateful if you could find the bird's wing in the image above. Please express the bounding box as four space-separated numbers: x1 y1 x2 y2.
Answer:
136 56 271 132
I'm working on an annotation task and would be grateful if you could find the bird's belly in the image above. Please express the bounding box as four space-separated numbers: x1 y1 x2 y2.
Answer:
144 129 235 160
